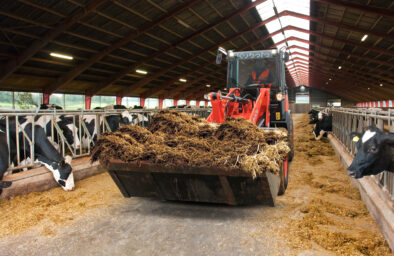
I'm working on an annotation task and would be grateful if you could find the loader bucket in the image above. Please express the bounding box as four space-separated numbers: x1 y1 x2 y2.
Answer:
106 160 281 206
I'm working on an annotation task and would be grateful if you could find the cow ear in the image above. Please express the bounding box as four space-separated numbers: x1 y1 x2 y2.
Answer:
380 133 394 145
350 132 362 143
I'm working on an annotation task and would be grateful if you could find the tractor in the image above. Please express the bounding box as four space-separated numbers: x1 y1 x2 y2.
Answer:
206 47 294 195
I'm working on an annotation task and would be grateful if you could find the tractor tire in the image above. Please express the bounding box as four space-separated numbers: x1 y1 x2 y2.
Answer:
278 156 289 195
288 116 295 162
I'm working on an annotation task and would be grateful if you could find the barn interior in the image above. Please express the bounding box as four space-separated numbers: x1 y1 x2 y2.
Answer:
0 0 393 255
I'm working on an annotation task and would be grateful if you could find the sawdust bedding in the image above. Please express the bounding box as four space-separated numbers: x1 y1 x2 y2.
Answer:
275 114 392 255
91 110 290 177
0 172 125 238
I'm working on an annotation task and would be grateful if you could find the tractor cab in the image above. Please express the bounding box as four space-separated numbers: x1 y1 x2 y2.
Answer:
207 48 291 130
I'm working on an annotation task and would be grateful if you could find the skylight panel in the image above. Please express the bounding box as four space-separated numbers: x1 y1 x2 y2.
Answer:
252 0 310 86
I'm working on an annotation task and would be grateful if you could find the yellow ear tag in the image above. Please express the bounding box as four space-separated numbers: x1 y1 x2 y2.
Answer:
352 136 359 142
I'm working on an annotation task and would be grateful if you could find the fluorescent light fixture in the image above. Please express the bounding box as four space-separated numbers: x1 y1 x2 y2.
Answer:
338 66 342 70
379 83 383 87
367 87 370 90
361 34 368 42
223 88 227 90
177 19 191 29
329 78 332 81
206 84 211 88
179 78 187 83
50 52 73 60
136 69 148 75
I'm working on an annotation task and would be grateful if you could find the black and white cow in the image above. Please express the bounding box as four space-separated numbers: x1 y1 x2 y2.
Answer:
80 105 133 148
0 130 12 193
0 116 74 192
312 112 332 140
131 113 149 127
37 104 81 149
308 109 319 124
348 126 394 179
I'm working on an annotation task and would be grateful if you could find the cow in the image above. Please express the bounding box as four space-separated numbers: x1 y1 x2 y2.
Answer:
0 130 12 193
308 109 319 124
131 113 149 127
348 126 394 179
79 105 133 148
312 112 332 140
0 116 74 192
37 104 81 150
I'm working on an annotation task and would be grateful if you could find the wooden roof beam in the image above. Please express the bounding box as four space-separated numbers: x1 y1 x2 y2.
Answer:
285 26 394 57
44 0 201 94
313 0 394 18
0 0 108 83
87 0 269 96
288 51 394 84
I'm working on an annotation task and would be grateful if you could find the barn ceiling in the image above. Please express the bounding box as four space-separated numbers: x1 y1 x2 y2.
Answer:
0 0 392 102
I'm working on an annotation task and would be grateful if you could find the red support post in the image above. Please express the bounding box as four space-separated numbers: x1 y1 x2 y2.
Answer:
43 93 50 104
174 98 178 107
140 97 145 108
116 95 123 105
159 98 163 109
205 101 208 107
196 100 200 107
186 99 190 106
85 95 92 110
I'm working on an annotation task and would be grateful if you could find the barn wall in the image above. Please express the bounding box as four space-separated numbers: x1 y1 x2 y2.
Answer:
288 86 355 113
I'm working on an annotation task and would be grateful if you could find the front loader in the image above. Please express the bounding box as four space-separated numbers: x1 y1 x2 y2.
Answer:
206 47 294 195
104 47 294 206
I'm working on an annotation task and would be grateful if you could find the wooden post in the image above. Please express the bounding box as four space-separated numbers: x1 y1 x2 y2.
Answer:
159 98 163 109
186 99 190 106
174 98 178 107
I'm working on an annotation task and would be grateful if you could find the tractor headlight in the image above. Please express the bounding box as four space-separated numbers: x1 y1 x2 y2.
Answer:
276 93 283 101
271 49 277 56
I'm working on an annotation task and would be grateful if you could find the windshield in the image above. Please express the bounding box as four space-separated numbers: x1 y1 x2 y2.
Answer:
228 58 277 88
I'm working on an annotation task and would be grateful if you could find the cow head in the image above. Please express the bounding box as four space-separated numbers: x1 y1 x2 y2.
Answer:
41 155 74 191
348 126 394 179
318 111 323 121
120 110 133 125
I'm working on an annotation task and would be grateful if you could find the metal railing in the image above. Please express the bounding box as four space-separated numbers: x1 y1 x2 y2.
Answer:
1 108 211 175
327 107 394 201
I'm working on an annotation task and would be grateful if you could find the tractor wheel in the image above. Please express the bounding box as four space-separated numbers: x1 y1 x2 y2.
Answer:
288 116 295 161
278 156 289 195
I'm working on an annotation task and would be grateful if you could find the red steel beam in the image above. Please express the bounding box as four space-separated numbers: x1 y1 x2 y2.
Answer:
284 11 393 40
44 0 201 94
285 26 394 57
132 16 283 98
313 0 394 18
277 36 392 67
287 49 394 83
0 0 109 83
87 0 269 96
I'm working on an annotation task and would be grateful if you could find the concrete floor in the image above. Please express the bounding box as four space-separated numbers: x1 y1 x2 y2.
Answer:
0 197 292 256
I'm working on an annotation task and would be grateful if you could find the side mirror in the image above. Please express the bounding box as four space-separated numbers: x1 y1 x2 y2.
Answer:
284 52 289 62
216 51 223 64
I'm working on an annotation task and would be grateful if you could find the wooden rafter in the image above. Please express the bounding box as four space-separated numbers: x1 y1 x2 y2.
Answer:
0 0 109 83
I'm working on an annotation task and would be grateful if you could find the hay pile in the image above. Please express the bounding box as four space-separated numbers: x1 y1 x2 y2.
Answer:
92 110 290 177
